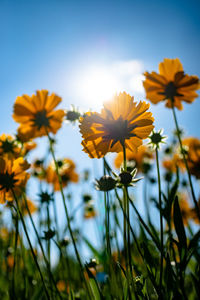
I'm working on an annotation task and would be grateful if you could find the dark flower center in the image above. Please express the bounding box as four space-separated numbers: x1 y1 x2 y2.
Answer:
102 117 136 147
165 82 177 99
0 172 18 191
57 160 64 168
150 133 162 144
39 191 53 203
66 111 80 122
33 110 50 129
119 171 133 185
61 174 70 182
1 140 15 153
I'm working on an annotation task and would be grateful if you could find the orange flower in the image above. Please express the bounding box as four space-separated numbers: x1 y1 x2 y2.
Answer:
7 255 15 269
46 158 79 191
20 198 37 216
143 58 199 110
190 198 200 225
114 144 153 172
56 280 67 292
0 134 21 158
181 137 200 179
13 90 65 140
79 92 154 158
31 159 46 180
0 156 30 204
84 203 97 219
22 141 37 155
162 153 182 173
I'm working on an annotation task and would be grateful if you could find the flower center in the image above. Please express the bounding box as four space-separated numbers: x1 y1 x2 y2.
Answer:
164 82 177 99
33 110 50 129
103 117 136 147
1 140 15 153
0 172 18 191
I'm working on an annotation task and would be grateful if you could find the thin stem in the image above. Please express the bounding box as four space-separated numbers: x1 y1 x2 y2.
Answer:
23 195 62 299
47 205 51 263
103 158 111 256
12 211 18 299
46 131 92 299
106 192 111 257
155 147 163 296
144 177 150 223
172 105 200 220
122 144 133 299
52 195 59 241
12 190 50 300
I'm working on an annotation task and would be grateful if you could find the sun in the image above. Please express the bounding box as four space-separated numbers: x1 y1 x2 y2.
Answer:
71 60 145 110
76 66 118 109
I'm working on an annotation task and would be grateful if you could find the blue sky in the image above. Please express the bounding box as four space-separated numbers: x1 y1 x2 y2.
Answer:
0 0 200 258
1 0 200 142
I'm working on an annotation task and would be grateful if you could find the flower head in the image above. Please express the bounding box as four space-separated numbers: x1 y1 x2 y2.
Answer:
148 129 166 149
79 92 154 158
113 168 143 187
181 137 200 179
0 134 21 158
65 105 81 123
20 198 37 216
114 144 153 173
84 203 97 219
31 159 46 180
95 175 116 191
143 58 199 110
0 157 30 204
46 158 79 191
13 90 65 140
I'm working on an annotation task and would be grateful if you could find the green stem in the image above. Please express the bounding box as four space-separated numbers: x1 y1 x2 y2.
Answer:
23 195 62 299
171 105 200 220
106 192 111 257
52 195 59 241
144 177 150 223
12 210 18 299
12 190 50 300
46 131 92 299
122 144 133 299
155 147 163 296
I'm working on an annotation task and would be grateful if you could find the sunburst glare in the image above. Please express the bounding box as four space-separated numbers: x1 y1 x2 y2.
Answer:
73 60 144 109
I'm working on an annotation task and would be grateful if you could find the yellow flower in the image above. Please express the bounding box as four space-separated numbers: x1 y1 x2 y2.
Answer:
46 158 79 191
190 198 200 225
114 144 153 172
84 204 97 219
143 58 199 110
79 92 154 158
0 134 21 158
0 156 30 204
13 90 65 140
56 280 67 292
31 159 46 180
162 153 184 173
22 141 37 155
181 137 200 179
20 198 37 216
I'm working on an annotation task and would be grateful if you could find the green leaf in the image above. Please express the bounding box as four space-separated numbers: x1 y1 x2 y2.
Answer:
31 285 44 300
188 229 200 251
173 195 187 251
85 266 102 300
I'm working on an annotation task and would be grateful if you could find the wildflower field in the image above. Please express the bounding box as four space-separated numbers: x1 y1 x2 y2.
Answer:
0 57 199 300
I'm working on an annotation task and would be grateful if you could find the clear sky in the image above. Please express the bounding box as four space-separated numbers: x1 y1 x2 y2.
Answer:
0 0 200 258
